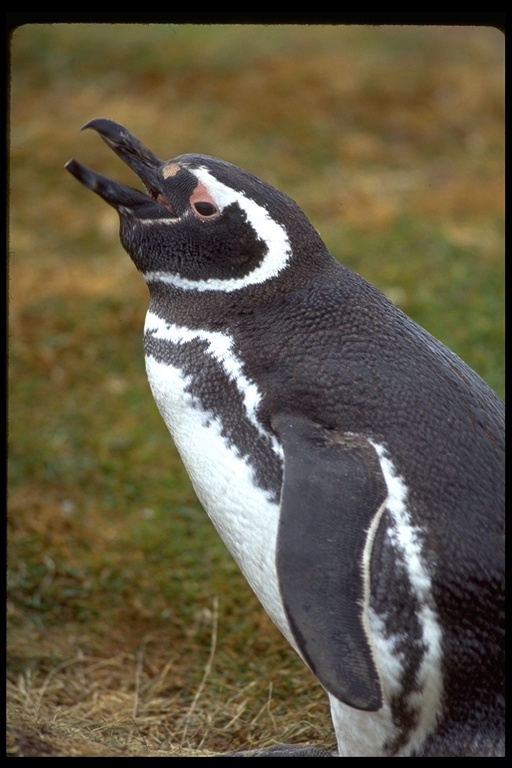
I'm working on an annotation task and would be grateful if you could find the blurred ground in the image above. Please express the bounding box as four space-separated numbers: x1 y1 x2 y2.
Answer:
8 24 504 757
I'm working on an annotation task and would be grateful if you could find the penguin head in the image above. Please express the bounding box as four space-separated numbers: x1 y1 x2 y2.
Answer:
66 119 328 292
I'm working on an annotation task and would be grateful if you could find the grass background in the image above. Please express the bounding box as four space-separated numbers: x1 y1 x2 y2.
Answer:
8 24 504 757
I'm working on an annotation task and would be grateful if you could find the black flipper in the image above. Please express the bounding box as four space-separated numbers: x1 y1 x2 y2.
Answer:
272 413 387 711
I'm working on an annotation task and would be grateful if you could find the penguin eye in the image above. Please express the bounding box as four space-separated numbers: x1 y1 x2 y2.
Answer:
193 201 219 218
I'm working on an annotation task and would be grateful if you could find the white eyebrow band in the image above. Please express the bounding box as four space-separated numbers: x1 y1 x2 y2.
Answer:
142 167 292 293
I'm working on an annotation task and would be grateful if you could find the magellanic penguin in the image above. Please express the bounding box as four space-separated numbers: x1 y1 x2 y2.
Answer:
66 119 504 757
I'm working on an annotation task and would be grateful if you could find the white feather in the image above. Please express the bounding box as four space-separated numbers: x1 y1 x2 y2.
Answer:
143 167 292 292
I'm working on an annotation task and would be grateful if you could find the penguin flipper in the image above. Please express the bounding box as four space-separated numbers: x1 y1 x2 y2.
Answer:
272 413 387 711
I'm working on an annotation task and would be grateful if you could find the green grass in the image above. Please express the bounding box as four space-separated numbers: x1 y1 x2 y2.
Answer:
8 24 503 756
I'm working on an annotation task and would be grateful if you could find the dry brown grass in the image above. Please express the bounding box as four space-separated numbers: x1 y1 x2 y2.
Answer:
7 615 331 756
8 24 503 757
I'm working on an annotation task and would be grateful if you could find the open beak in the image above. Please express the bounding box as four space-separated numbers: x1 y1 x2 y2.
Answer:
65 118 175 216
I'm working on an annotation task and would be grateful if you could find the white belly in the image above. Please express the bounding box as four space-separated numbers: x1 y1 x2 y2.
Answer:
145 354 296 647
143 318 443 756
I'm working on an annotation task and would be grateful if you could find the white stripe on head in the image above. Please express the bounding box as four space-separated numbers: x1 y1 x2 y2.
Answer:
143 167 292 292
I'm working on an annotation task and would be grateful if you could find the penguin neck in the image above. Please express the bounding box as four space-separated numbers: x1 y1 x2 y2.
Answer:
144 246 341 330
